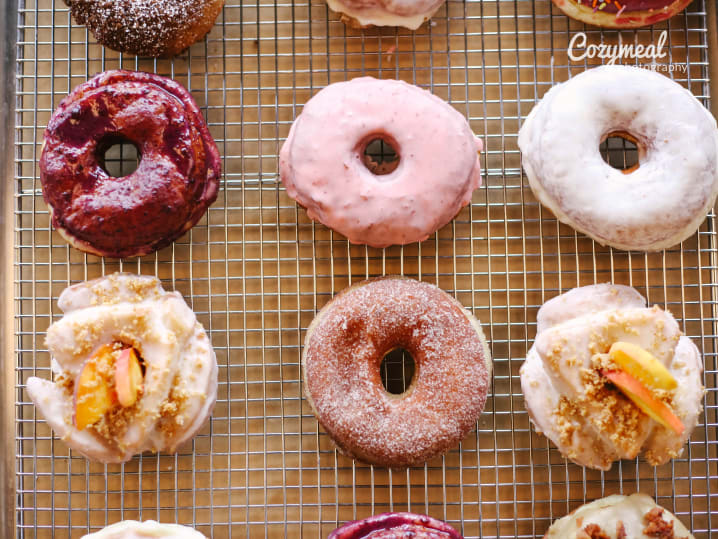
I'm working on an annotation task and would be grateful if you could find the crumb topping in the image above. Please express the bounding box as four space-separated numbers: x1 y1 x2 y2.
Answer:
157 379 190 440
643 507 688 539
577 523 610 539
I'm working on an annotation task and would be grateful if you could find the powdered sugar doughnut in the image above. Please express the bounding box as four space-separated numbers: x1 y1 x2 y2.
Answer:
302 277 492 468
65 0 225 57
518 65 718 252
280 77 482 248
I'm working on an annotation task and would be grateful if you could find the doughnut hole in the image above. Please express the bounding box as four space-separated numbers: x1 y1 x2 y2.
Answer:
380 347 416 395
361 135 400 176
97 135 141 178
600 131 641 174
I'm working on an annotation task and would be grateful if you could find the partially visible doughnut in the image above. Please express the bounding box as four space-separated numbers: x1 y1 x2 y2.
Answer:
82 520 206 539
302 277 492 468
66 0 225 57
330 512 463 538
280 77 482 248
326 0 446 29
552 0 692 28
518 65 718 252
544 494 695 538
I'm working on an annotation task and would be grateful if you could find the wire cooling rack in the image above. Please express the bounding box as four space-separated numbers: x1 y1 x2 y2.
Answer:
8 0 718 536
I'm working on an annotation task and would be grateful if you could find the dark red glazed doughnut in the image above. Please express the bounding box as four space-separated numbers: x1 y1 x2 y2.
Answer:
303 277 492 468
329 512 463 539
40 70 221 258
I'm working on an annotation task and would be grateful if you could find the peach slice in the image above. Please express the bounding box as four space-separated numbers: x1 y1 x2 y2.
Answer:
115 348 143 408
74 345 115 430
609 342 677 391
602 369 684 435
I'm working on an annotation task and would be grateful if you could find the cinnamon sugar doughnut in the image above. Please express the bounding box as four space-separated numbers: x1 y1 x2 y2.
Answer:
302 277 492 468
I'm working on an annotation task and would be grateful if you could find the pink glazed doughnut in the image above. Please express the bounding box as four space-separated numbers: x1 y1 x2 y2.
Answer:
279 77 482 248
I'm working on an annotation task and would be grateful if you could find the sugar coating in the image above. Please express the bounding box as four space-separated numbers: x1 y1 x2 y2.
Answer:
66 0 224 57
303 278 492 468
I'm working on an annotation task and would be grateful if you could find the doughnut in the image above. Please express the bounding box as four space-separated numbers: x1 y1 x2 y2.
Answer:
325 0 446 29
82 520 206 539
280 77 482 248
552 0 691 28
40 70 221 259
26 273 218 463
545 494 694 538
520 284 703 471
518 65 718 252
302 277 492 468
65 0 224 57
330 513 463 538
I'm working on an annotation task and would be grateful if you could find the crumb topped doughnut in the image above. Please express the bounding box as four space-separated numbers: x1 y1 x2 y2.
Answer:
518 65 718 252
326 0 446 29
26 273 218 463
520 284 704 471
280 77 482 248
302 277 492 468
40 70 221 258
66 0 225 57
544 494 695 538
82 520 207 538
330 512 463 539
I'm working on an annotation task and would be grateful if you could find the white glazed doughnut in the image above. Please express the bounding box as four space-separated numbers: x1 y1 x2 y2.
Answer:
518 65 718 252
520 284 704 471
82 520 206 538
545 494 694 538
280 77 482 248
325 0 445 29
27 273 218 463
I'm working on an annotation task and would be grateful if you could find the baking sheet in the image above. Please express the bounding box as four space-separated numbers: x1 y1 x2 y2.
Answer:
9 0 718 536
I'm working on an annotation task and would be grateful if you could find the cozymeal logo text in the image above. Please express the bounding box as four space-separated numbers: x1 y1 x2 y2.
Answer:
568 30 686 72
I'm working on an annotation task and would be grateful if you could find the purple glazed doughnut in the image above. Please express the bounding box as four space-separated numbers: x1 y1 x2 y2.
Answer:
40 70 221 258
329 512 463 539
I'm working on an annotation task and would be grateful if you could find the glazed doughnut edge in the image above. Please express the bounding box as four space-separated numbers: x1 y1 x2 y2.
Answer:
552 0 692 28
301 276 492 467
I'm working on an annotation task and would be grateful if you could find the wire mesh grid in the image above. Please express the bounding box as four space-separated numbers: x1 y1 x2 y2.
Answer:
11 0 718 536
